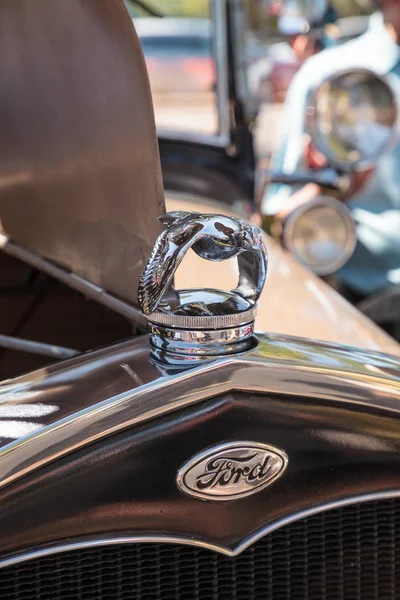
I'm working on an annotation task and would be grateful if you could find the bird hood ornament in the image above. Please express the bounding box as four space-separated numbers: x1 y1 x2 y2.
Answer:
138 212 268 365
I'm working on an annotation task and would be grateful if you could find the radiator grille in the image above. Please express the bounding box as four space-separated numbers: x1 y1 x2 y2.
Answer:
1 498 400 599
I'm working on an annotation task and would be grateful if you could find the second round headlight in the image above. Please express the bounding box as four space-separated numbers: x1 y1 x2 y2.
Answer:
282 196 356 276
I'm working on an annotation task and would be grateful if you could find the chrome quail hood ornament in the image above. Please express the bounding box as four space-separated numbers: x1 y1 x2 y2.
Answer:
138 211 268 364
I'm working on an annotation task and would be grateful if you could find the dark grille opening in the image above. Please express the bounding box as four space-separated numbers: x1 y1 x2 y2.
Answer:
2 498 400 599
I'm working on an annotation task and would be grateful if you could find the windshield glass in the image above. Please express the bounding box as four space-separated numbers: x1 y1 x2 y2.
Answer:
126 1 218 137
140 35 211 58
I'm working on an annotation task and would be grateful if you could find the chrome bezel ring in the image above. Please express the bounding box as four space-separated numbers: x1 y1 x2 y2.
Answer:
146 306 257 330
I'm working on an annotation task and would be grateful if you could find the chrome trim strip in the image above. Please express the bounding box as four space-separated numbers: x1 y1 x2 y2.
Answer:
0 234 145 325
229 0 250 109
0 333 400 491
1 489 399 567
213 0 231 144
0 335 78 360
157 129 230 148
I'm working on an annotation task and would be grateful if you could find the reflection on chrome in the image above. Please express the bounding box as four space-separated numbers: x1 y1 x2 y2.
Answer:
0 421 44 440
0 390 40 403
0 403 59 440
0 404 59 418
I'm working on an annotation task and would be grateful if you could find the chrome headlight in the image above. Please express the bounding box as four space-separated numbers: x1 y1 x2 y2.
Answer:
282 197 356 276
309 69 397 170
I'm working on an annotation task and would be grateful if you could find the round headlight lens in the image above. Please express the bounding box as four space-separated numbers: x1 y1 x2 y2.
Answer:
310 69 397 169
282 197 356 276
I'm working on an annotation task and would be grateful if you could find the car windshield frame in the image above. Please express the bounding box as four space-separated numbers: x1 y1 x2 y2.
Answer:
132 0 231 148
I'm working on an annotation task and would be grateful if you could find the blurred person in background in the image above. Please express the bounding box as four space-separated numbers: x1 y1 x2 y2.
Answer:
262 0 400 299
265 1 338 102
278 0 338 57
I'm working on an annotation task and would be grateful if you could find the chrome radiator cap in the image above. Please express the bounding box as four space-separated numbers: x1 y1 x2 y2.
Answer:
138 212 268 364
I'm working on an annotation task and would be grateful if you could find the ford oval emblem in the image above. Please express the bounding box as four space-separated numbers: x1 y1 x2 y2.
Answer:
177 441 288 501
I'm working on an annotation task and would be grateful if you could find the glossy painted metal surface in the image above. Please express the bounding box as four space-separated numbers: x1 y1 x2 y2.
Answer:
2 487 400 567
166 196 400 356
0 0 164 307
0 372 400 562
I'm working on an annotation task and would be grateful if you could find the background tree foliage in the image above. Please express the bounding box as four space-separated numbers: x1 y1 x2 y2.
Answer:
128 0 210 18
331 0 375 16
245 0 375 35
126 0 376 31
127 0 375 21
